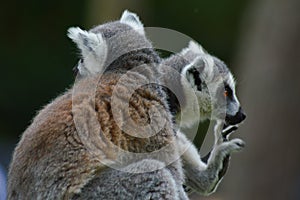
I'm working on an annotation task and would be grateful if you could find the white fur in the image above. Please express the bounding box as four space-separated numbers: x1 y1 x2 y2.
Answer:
179 42 242 120
188 41 205 54
68 27 107 76
180 61 201 128
227 74 236 92
201 55 214 81
179 56 216 127
163 40 245 196
120 10 145 35
180 41 205 57
177 132 207 170
178 122 244 195
225 74 240 116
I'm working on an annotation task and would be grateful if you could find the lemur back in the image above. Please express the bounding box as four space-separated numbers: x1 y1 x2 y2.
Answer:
8 11 185 200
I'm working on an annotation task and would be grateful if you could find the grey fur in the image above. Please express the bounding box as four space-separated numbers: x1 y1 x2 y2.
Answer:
7 10 187 200
161 41 245 127
8 11 245 200
72 159 182 200
160 41 246 195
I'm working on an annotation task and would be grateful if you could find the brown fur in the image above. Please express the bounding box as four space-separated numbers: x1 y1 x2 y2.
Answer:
8 70 176 199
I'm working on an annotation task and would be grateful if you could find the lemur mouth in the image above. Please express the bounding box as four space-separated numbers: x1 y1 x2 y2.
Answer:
224 107 246 127
222 107 246 140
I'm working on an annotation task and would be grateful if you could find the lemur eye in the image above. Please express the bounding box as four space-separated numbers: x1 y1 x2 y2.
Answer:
224 85 232 98
224 90 229 97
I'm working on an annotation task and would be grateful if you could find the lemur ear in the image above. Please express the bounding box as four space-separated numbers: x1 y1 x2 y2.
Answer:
182 56 214 90
68 27 107 75
182 57 205 91
120 10 145 35
180 41 206 57
188 41 206 54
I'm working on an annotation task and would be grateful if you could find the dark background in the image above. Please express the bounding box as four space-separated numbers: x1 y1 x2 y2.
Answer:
1 0 300 199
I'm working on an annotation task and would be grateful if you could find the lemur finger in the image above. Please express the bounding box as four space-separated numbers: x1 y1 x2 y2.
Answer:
222 125 238 141
229 138 245 151
234 139 245 148
217 138 245 154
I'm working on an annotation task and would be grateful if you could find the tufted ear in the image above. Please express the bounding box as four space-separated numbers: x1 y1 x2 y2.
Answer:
187 41 206 54
120 10 144 35
68 27 107 76
180 41 206 57
181 56 215 90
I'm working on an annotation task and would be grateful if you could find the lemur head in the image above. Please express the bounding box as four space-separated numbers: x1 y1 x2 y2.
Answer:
68 10 160 76
162 41 246 128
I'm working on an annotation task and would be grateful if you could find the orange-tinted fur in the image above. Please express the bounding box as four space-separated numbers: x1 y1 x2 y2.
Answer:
8 71 175 199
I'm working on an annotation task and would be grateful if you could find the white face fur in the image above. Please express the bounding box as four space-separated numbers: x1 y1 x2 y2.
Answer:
180 41 246 128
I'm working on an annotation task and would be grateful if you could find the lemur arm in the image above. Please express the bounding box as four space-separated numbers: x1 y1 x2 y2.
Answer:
177 123 244 195
201 125 238 176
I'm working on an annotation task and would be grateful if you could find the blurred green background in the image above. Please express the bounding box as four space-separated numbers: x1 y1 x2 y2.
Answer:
1 0 300 199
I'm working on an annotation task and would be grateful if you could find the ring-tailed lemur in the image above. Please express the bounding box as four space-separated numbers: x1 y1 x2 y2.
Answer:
7 10 186 200
8 10 245 200
161 41 246 131
160 41 246 195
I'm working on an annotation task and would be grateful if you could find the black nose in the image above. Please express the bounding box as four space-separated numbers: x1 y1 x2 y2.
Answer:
225 107 246 125
239 107 246 121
